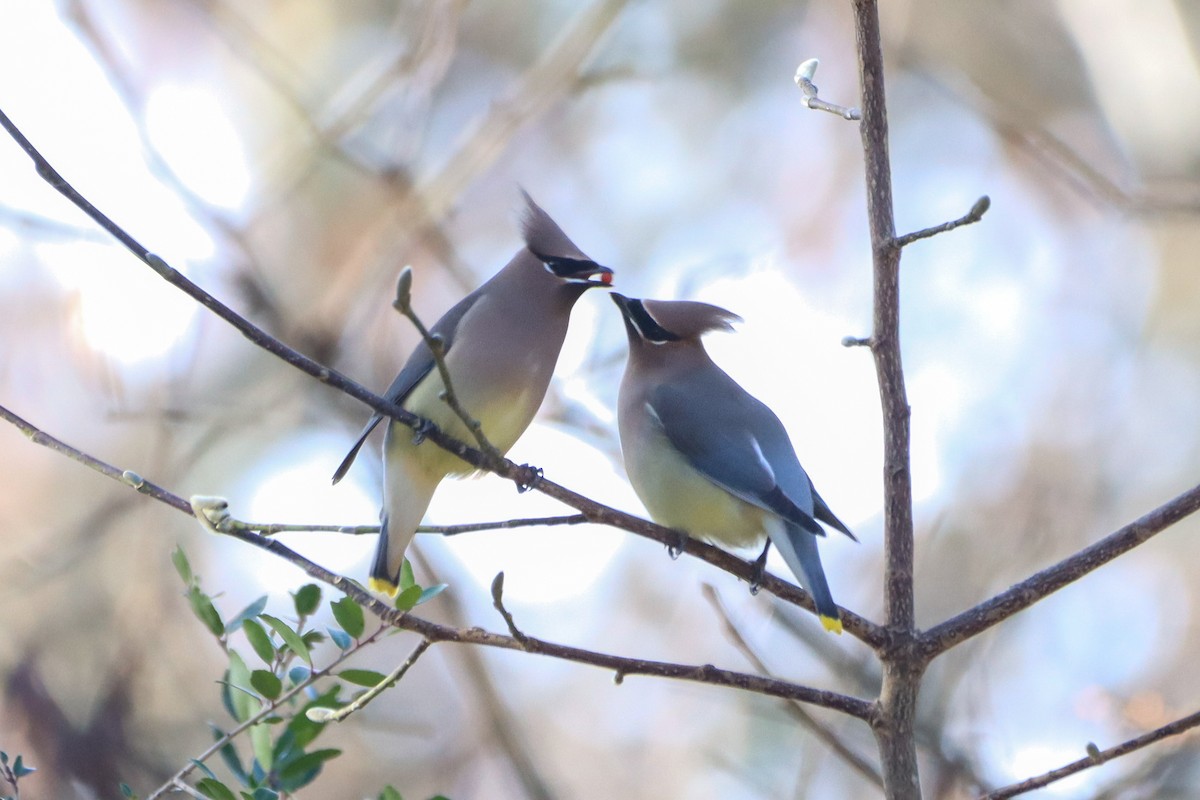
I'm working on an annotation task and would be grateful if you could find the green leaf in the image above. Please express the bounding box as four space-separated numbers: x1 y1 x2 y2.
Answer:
292 584 322 617
260 614 312 666
241 619 276 665
172 546 194 585
226 596 269 634
416 583 449 607
250 670 282 700
394 585 422 612
11 755 34 778
399 559 416 592
301 630 326 649
250 722 273 774
378 787 403 800
276 748 341 791
225 651 259 723
328 628 352 650
210 726 248 784
196 778 238 800
191 758 220 782
120 783 139 799
338 669 387 687
331 597 365 638
243 789 278 800
188 586 225 637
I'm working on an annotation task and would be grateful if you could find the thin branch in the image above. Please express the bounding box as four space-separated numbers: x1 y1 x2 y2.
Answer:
145 624 392 800
794 58 862 120
0 402 875 720
979 708 1200 799
391 266 501 458
894 196 990 248
0 108 885 647
702 585 884 789
307 638 432 724
921 481 1200 657
224 514 589 537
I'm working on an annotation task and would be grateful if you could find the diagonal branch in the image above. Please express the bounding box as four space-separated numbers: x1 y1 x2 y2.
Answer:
921 481 1200 658
894 196 990 248
0 107 886 648
979 707 1200 799
0 401 876 720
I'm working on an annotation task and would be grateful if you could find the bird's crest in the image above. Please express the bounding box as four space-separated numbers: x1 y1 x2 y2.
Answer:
639 298 742 340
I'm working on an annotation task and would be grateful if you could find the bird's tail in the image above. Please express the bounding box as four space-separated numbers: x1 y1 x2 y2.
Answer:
369 424 442 596
768 521 842 634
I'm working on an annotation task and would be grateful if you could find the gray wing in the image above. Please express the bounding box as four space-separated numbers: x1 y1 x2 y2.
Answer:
649 379 825 538
811 481 857 541
331 291 484 484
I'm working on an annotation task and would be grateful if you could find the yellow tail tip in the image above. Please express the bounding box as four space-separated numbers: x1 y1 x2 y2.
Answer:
368 576 399 597
821 615 844 635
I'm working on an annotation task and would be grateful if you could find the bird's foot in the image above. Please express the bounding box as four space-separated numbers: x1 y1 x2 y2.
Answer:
748 541 771 596
515 464 544 493
410 418 435 445
666 528 688 560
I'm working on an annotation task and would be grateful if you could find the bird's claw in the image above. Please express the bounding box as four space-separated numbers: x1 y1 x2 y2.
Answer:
515 464 543 493
666 528 688 560
748 542 771 595
410 418 435 445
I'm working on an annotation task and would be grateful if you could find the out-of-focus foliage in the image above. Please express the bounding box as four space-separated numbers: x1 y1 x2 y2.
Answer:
1 1 1200 798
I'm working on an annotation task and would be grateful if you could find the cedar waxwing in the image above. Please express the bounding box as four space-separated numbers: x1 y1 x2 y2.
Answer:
611 293 854 633
334 193 613 595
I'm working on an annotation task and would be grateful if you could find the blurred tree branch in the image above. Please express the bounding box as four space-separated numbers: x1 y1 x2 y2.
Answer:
980 707 1200 799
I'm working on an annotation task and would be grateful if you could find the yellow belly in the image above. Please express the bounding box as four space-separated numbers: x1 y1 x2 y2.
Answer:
395 369 536 478
626 431 768 550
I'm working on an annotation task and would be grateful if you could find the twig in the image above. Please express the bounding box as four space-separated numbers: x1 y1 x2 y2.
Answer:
0 402 875 719
491 572 531 648
307 638 432 724
223 514 588 537
702 586 883 789
144 624 392 800
391 266 501 459
894 196 990 248
794 58 862 120
920 480 1200 658
979 708 1200 799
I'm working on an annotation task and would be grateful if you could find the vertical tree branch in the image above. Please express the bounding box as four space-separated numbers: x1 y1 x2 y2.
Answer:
851 1 922 797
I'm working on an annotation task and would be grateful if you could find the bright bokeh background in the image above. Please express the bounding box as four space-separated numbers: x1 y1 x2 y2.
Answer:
2 1 1200 798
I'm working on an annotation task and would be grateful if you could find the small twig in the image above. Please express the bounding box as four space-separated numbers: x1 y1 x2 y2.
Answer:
307 638 433 724
794 58 862 120
391 266 502 460
214 513 588 537
490 572 531 647
842 335 874 349
894 196 990 248
145 623 392 800
702 585 884 789
979 708 1200 799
